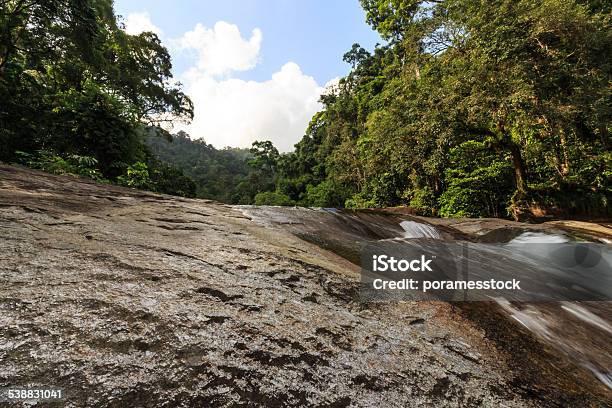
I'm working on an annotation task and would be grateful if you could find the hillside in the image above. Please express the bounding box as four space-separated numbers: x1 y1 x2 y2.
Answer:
145 132 254 204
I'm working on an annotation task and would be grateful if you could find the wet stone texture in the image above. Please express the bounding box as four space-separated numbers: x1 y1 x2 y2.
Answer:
0 164 609 407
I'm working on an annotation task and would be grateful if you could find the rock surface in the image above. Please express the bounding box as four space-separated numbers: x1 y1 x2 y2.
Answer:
0 164 610 407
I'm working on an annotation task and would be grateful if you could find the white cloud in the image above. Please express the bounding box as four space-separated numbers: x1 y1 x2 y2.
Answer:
181 62 324 152
322 77 341 96
173 21 332 152
120 14 331 151
175 22 262 77
124 12 163 36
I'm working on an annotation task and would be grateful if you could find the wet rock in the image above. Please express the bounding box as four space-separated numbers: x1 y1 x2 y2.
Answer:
0 165 610 407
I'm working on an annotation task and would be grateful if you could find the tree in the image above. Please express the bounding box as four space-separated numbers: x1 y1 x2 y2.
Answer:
343 43 370 69
248 0 610 218
254 191 295 206
248 141 280 175
0 0 193 184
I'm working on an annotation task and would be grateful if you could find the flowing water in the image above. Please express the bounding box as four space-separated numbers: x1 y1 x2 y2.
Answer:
400 220 442 239
240 206 611 390
508 231 569 244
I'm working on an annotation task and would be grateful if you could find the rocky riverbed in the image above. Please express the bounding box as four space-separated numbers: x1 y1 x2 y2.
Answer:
0 164 610 407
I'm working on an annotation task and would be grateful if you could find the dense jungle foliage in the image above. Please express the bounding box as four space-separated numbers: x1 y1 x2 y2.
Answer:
146 131 257 204
0 0 195 196
1 0 610 219
254 0 611 219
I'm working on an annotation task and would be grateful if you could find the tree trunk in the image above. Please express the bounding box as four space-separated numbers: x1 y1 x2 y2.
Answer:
508 141 528 196
558 129 570 176
600 126 610 150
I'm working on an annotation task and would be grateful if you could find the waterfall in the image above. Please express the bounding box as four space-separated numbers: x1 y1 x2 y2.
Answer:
508 231 568 244
400 220 441 239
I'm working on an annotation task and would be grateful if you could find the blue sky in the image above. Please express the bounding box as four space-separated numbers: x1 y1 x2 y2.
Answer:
115 0 381 84
114 0 382 151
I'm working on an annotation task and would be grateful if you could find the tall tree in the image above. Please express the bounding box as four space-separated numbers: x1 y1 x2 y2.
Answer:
0 0 192 178
254 0 610 218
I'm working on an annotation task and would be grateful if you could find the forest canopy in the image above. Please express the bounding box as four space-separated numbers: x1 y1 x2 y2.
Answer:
0 0 194 195
1 0 610 219
249 0 611 219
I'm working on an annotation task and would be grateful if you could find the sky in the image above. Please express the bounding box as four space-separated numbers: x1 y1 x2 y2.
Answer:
114 0 382 151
